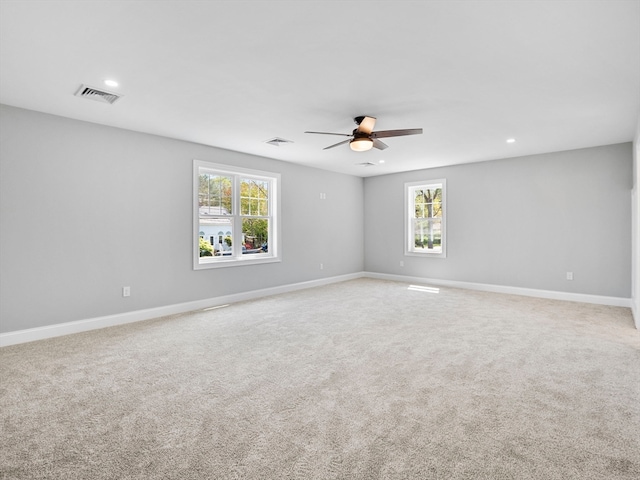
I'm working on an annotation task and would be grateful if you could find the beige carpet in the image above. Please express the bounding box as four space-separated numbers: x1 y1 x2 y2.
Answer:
1 278 639 479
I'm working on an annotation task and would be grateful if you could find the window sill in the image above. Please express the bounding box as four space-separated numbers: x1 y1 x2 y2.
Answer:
405 251 447 259
195 255 281 269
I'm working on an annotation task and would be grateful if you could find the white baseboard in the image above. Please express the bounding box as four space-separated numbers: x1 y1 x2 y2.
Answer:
0 273 362 347
363 272 633 309
2 271 635 347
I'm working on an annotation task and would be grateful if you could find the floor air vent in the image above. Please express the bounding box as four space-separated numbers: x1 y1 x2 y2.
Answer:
74 85 121 104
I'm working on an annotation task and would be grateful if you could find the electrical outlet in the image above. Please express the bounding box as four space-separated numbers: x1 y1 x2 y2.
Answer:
400 261 404 267
320 263 324 270
566 272 573 281
122 286 131 297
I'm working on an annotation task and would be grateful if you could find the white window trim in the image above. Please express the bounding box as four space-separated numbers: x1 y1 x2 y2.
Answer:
193 160 281 269
405 178 447 258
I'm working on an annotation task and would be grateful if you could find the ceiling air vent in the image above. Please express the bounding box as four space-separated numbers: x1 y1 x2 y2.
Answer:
74 84 122 105
265 137 293 147
357 162 376 167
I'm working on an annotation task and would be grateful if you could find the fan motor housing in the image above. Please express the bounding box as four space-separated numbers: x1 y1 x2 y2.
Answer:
352 130 369 138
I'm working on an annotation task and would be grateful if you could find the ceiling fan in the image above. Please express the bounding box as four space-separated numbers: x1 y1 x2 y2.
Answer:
305 116 422 152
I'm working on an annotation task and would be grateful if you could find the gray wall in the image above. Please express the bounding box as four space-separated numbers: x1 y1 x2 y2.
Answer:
0 104 634 336
364 143 633 298
0 105 364 333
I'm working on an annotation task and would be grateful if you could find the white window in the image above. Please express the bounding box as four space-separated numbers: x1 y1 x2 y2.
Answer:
405 179 446 257
194 160 280 269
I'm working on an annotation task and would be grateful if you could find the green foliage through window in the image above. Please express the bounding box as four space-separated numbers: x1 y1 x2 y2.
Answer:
199 237 213 256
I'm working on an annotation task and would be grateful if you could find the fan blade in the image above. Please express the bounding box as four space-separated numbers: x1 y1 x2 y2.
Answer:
371 128 423 138
305 131 352 137
356 116 376 134
372 139 388 150
323 139 352 150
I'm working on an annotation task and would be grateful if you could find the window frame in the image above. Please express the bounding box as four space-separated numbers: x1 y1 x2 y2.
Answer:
405 178 447 258
193 160 281 269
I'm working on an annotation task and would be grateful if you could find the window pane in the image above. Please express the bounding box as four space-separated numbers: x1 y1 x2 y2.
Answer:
198 216 233 259
241 178 269 216
431 188 443 218
242 218 269 254
413 187 442 219
258 199 268 216
413 218 442 251
199 174 232 215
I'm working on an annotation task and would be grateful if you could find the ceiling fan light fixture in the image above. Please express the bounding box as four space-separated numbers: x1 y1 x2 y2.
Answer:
305 115 422 151
350 137 373 152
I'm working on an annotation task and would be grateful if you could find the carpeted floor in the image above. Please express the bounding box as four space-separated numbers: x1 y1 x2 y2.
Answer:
1 278 639 479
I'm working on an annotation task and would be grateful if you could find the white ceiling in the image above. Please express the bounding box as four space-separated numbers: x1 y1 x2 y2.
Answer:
1 0 638 177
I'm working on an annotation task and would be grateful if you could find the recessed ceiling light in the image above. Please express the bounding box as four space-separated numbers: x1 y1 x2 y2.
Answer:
506 138 516 143
378 160 385 164
104 79 119 88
